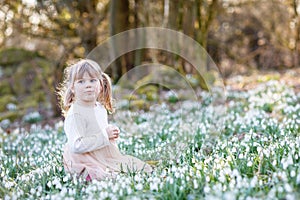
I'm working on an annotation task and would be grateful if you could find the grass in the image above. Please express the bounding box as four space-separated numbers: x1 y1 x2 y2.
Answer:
1 79 300 200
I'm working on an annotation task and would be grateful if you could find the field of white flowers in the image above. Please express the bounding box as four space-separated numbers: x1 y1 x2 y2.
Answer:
1 79 300 200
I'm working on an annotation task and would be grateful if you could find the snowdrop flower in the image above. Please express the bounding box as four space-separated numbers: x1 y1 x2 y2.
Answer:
219 174 226 183
284 183 293 193
47 180 52 188
267 188 276 199
30 188 35 194
290 170 296 178
229 179 236 189
135 183 143 190
63 175 70 182
281 154 293 170
224 191 236 200
175 171 180 178
149 177 161 191
0 119 10 129
256 146 263 154
206 176 210 182
247 160 253 167
286 194 296 200
54 180 62 189
203 185 210 193
4 181 14 189
296 174 300 184
232 169 239 177
232 147 237 153
278 186 284 193
167 177 174 184
250 176 257 187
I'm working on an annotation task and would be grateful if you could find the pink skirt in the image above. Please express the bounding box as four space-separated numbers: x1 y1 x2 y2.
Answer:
63 141 152 180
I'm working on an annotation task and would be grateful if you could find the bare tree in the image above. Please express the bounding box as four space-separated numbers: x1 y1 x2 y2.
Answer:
109 0 130 80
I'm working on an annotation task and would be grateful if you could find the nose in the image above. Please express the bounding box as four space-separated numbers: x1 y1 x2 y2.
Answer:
85 81 92 88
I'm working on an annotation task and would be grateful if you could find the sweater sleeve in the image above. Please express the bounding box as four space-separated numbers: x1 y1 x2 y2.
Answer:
64 113 110 153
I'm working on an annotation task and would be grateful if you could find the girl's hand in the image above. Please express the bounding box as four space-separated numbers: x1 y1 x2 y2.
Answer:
106 125 120 140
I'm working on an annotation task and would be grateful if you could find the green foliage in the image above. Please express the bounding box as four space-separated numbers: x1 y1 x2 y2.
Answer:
0 48 54 123
22 111 42 124
257 74 280 82
0 95 19 122
167 92 179 103
0 48 37 65
0 81 12 95
0 95 16 112
123 94 138 101
136 85 159 102
0 111 20 122
262 103 273 113
129 99 150 111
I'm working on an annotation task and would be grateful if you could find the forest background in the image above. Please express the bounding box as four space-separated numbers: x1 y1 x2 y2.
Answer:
0 0 299 127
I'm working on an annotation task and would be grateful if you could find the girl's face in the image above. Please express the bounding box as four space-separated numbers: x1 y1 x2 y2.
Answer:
73 72 101 107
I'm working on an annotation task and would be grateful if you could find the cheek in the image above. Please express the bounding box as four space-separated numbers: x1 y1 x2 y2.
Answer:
96 83 101 93
73 85 82 94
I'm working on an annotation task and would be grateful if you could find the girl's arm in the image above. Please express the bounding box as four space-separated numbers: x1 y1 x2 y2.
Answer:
64 113 110 153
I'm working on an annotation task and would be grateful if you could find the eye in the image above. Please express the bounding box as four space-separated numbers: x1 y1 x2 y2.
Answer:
77 80 84 84
91 79 98 82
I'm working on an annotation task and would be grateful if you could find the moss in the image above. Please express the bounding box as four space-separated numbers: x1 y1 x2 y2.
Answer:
0 81 12 95
136 85 158 94
145 91 158 101
13 61 48 94
19 96 39 110
257 74 280 82
0 95 17 112
123 94 139 101
0 111 20 122
135 69 178 89
34 91 46 102
136 85 159 102
2 67 15 77
0 48 54 122
129 99 150 111
36 58 54 74
0 48 37 65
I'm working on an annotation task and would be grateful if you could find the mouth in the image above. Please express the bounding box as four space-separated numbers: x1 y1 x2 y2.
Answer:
85 91 94 94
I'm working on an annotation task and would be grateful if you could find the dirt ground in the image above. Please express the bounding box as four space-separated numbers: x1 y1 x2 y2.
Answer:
224 68 300 93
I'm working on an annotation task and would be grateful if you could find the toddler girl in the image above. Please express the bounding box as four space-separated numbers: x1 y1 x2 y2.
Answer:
58 59 152 180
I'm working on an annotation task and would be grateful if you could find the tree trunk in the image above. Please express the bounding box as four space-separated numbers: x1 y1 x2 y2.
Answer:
182 0 196 74
167 0 179 29
195 0 219 70
292 0 300 67
130 0 147 72
109 0 130 81
165 0 180 68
